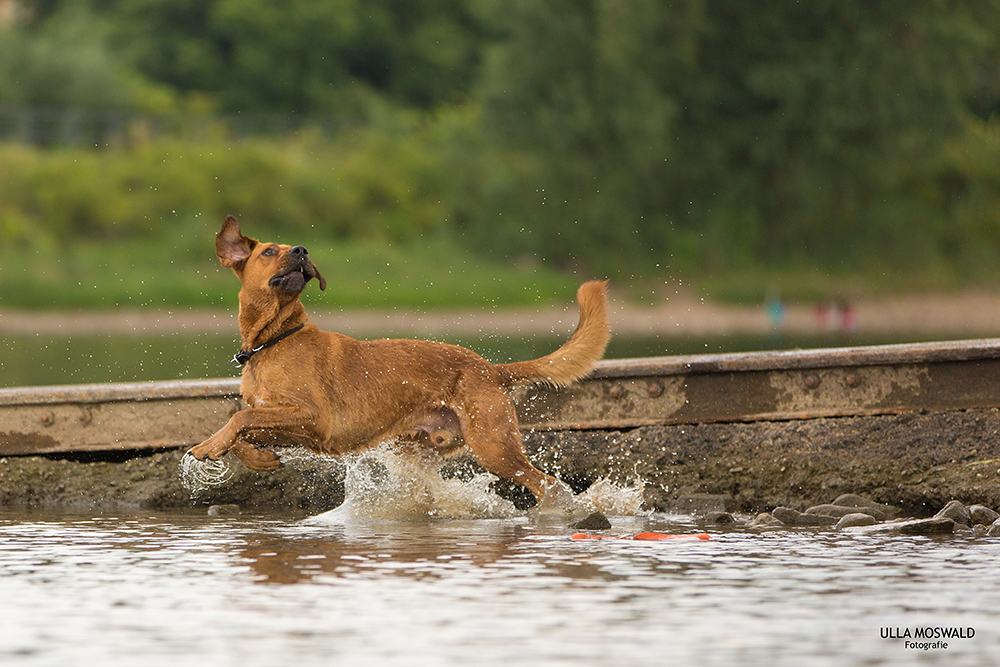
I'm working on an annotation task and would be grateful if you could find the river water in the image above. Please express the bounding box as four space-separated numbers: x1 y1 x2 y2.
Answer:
3 330 904 387
1 489 998 666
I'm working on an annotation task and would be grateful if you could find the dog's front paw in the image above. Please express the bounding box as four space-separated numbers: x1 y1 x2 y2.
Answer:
231 440 282 471
188 435 231 462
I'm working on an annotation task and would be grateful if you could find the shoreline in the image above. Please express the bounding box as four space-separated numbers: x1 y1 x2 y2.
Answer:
4 331 1000 516
4 291 1000 340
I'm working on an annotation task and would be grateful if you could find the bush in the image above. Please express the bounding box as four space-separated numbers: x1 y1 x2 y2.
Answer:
0 110 455 247
0 107 582 310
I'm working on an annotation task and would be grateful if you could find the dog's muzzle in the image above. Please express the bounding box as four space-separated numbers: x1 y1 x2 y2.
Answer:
269 246 326 292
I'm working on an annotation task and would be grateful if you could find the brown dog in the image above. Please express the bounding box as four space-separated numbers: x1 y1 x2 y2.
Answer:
188 215 611 503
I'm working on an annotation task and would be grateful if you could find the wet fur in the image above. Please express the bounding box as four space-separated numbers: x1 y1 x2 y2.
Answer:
188 215 611 502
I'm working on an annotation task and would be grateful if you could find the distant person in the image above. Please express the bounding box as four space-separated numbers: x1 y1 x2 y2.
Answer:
814 300 831 333
766 290 786 332
839 300 857 335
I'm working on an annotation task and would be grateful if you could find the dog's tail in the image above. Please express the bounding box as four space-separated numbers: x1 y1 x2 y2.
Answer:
496 280 611 389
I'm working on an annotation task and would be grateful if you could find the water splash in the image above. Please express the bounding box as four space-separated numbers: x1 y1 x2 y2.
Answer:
180 442 647 520
339 444 520 520
321 443 646 522
179 453 234 494
577 478 646 516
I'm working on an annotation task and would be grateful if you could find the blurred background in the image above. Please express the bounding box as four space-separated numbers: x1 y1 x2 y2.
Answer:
4 0 1000 385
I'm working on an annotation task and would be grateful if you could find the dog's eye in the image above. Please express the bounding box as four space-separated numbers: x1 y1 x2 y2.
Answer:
262 247 277 257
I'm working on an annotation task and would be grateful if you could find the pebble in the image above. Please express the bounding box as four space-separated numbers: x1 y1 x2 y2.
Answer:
660 492 1000 538
819 496 1000 537
832 493 900 518
749 512 784 527
933 500 971 527
772 506 837 526
844 517 955 536
806 504 887 521
832 493 876 506
969 504 1000 526
835 513 877 529
207 504 241 516
572 511 612 531
889 517 957 536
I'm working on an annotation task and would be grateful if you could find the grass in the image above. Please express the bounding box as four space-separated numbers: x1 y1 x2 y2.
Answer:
0 233 582 311
6 232 1000 316
6 204 1000 315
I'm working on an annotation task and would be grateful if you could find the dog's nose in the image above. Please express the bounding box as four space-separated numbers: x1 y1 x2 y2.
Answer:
290 245 308 257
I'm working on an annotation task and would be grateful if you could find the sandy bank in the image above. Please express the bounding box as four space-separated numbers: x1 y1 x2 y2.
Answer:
3 291 1000 340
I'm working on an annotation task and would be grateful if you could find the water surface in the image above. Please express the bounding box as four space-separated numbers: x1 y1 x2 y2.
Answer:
2 330 917 387
0 508 996 666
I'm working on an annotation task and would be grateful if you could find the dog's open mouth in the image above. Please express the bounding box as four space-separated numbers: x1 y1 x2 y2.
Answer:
269 267 309 292
268 266 313 292
269 258 327 293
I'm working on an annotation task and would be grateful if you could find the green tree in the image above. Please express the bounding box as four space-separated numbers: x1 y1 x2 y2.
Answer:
674 1 999 268
471 0 706 273
99 0 486 113
472 0 1000 275
0 3 134 108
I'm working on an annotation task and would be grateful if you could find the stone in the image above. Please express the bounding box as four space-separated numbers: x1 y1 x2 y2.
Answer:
988 519 1000 538
573 511 612 531
207 503 241 516
934 500 971 527
832 493 879 508
968 505 999 526
845 517 955 536
835 513 877 529
892 518 956 536
772 506 838 526
749 512 784 527
831 494 900 519
806 504 887 521
704 511 735 525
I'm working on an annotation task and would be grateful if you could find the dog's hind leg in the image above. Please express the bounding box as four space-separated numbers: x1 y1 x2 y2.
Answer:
452 389 558 503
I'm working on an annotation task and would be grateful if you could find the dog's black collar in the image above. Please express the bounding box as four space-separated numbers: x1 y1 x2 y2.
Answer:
231 324 305 368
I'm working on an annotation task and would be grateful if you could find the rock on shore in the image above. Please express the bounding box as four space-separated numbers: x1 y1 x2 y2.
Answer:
763 496 1000 537
3 407 1000 527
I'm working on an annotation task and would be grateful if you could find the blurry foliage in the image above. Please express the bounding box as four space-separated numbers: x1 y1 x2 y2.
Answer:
88 0 484 113
4 0 1000 304
0 117 452 246
0 229 579 310
472 0 1000 278
0 2 171 109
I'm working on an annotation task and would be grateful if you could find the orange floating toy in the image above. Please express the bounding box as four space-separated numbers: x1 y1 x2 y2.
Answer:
571 532 711 541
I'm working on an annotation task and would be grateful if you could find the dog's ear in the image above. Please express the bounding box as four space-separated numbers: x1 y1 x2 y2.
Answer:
216 215 257 268
308 258 327 291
